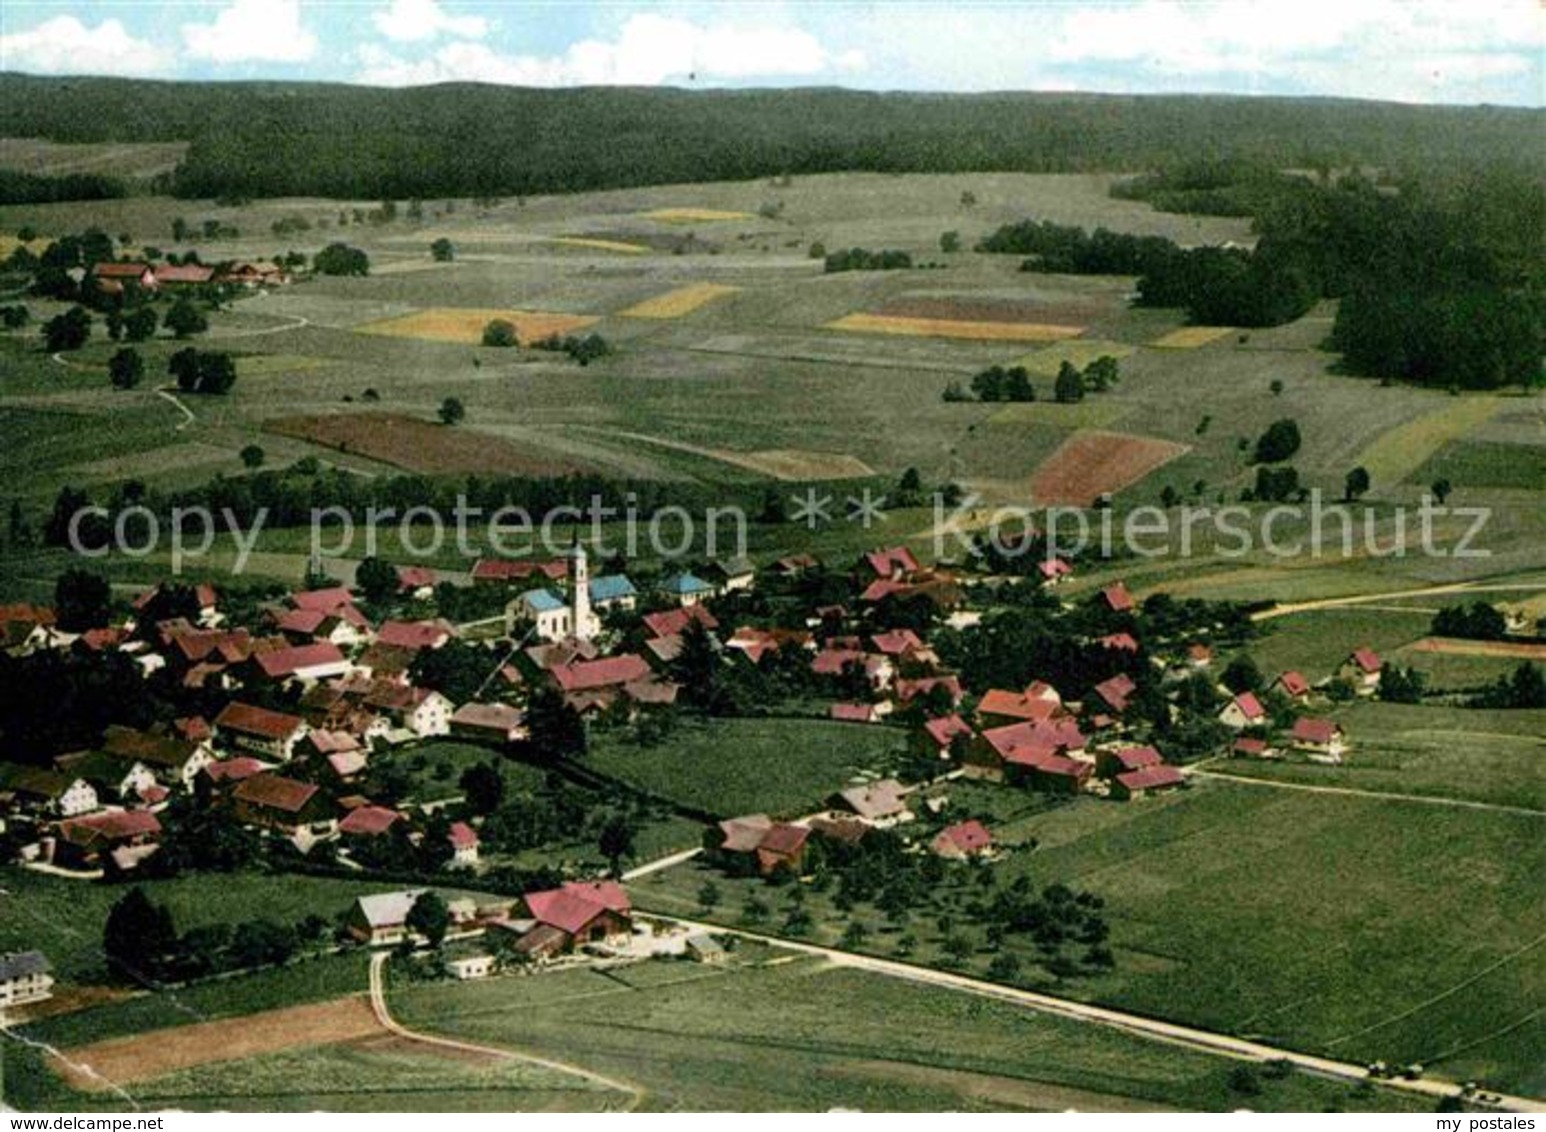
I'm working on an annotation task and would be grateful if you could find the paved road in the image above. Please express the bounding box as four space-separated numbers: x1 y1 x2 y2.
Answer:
1189 768 1546 818
637 911 1545 1113
367 952 643 1110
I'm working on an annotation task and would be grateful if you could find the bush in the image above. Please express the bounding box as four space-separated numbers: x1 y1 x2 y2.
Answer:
313 243 370 276
481 318 517 347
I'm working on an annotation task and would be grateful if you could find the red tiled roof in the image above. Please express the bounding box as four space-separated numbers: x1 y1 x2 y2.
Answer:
60 809 161 844
829 702 876 723
338 805 403 836
550 654 651 693
1117 765 1185 791
1232 691 1266 720
871 629 924 656
894 675 963 704
1292 717 1343 746
451 702 524 731
811 648 868 676
934 819 992 855
274 607 328 635
155 263 214 284
642 604 718 639
865 546 920 578
1110 745 1163 772
448 821 479 849
291 586 354 610
376 620 453 650
397 565 439 590
257 642 346 678
232 774 319 813
215 702 305 741
93 262 152 279
1100 632 1140 652
471 558 567 582
1037 754 1092 780
204 757 267 783
1275 670 1312 697
1038 557 1073 580
1091 673 1137 714
923 713 973 749
1101 582 1135 612
978 688 1057 721
1348 647 1382 673
1233 737 1269 756
524 881 629 935
983 719 1086 765
757 822 809 856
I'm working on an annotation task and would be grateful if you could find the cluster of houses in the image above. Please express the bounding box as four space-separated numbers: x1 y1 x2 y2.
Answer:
89 259 289 296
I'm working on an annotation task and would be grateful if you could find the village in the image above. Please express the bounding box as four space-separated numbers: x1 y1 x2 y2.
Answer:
0 522 1435 1015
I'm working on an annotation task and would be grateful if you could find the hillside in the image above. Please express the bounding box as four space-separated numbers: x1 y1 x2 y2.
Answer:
0 74 1542 200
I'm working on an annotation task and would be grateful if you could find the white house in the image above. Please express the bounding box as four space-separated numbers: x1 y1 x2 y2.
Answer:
0 951 54 1010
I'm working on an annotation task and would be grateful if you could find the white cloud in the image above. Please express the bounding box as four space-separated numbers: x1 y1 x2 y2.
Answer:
0 16 173 77
357 13 860 87
183 0 317 64
372 0 487 43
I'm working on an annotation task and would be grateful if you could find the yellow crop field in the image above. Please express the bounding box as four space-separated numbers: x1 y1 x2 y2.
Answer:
825 313 1085 343
1013 339 1136 377
640 208 756 223
548 236 649 254
1353 396 1502 485
621 283 740 319
0 236 47 258
355 308 599 345
1148 326 1235 349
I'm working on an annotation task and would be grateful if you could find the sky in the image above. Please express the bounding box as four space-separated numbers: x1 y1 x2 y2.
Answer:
0 1 1541 107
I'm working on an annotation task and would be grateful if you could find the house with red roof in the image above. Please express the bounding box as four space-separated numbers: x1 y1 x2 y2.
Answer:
1090 672 1138 716
641 604 718 640
978 687 1058 726
214 703 308 761
55 809 162 870
870 629 924 657
1218 691 1268 730
835 779 910 825
1038 557 1073 585
450 702 526 744
1030 754 1093 795
396 565 439 598
1099 582 1135 613
972 719 1087 781
1231 736 1277 760
919 713 973 759
471 558 568 586
863 546 921 581
447 821 479 867
362 685 452 739
1099 632 1140 653
519 881 632 950
1111 764 1186 801
550 654 652 694
1290 717 1347 761
931 819 993 860
894 674 964 707
725 626 811 664
754 822 810 877
91 262 157 291
1339 647 1383 693
829 702 880 724
155 263 214 287
1097 744 1164 778
811 649 893 691
375 619 455 652
252 641 351 684
338 805 405 839
1272 670 1313 702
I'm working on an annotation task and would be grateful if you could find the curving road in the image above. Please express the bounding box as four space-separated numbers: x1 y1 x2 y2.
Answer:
367 952 644 1110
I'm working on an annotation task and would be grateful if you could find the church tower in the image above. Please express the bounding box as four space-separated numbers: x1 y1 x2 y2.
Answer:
569 538 600 640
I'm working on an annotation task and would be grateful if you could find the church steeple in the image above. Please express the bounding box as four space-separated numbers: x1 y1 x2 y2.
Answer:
569 537 598 640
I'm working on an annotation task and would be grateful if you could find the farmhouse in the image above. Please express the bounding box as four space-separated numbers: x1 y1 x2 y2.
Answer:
755 823 811 877
707 557 756 595
348 889 429 946
0 764 99 818
363 685 453 738
920 713 973 758
450 702 526 744
1272 670 1313 702
835 779 910 825
1111 764 1186 801
1097 744 1163 778
99 725 214 791
215 703 308 760
375 619 455 651
520 881 633 950
1339 647 1383 693
0 952 54 1010
978 687 1059 725
253 642 352 684
1232 736 1279 759
931 819 993 860
53 750 156 804
1218 692 1268 730
91 262 157 291
550 654 652 696
56 809 163 871
709 813 774 872
588 574 638 613
829 702 880 724
1291 717 1348 761
894 674 964 707
396 565 439 599
863 546 920 580
1100 582 1136 613
447 821 480 867
1091 672 1137 715
643 604 718 639
231 773 331 834
472 558 568 586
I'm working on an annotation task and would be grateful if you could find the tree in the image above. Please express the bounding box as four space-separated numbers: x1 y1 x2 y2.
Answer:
697 881 722 912
1054 360 1085 403
230 919 298 968
108 347 144 390
430 237 454 262
313 243 370 276
526 685 586 758
355 555 400 605
406 891 451 948
599 812 637 875
55 567 112 631
1253 418 1302 463
438 397 465 425
240 444 265 469
1084 355 1120 392
1430 478 1453 504
124 306 157 342
1 304 30 329
103 888 177 982
1220 653 1262 694
1344 465 1371 501
939 230 961 253
459 762 505 814
170 347 201 392
481 319 517 347
42 306 92 352
164 297 208 339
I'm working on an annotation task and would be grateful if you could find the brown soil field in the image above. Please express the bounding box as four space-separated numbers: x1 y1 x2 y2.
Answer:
879 295 1116 326
1027 429 1190 506
57 995 382 1088
1407 636 1546 660
266 412 590 476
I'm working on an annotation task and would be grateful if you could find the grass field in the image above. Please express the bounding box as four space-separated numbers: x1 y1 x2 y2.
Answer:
1411 439 1546 492
264 412 591 476
1208 701 1546 810
639 208 756 223
987 400 1128 428
547 236 649 254
355 308 599 344
1353 397 1503 488
1014 338 1136 376
391 953 1421 1112
585 717 907 817
1235 606 1435 680
621 283 740 319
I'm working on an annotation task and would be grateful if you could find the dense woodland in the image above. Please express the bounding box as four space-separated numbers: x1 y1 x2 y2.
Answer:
1 77 1543 200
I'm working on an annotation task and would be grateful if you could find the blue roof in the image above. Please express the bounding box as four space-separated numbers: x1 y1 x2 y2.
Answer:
589 575 637 602
520 588 565 613
659 572 715 595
